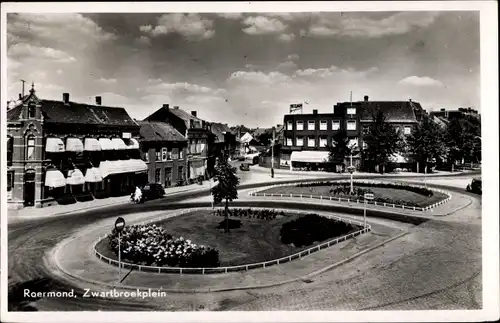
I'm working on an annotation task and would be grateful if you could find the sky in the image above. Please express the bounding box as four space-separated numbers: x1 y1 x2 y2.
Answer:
6 11 480 128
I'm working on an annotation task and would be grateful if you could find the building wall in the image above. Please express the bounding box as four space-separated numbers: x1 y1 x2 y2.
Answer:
142 144 188 187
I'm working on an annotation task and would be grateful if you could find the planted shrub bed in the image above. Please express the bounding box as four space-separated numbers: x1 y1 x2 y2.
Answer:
280 214 360 247
261 181 447 208
213 208 286 220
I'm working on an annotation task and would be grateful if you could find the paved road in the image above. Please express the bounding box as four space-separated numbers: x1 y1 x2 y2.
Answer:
7 174 481 311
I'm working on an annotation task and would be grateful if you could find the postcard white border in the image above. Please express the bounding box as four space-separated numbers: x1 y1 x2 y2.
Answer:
1 1 498 323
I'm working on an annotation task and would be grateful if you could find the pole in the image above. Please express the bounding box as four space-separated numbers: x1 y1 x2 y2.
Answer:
350 154 353 194
271 127 275 178
118 232 121 283
364 199 367 228
209 179 213 208
20 79 26 97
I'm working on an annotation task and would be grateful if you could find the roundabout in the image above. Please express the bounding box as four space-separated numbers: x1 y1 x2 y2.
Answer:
8 174 482 311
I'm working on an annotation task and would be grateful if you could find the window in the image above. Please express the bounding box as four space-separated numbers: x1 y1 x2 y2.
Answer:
161 148 168 161
296 137 304 146
26 135 35 160
296 121 304 131
286 137 293 146
7 171 14 193
320 120 327 130
287 121 293 130
167 150 172 160
308 120 315 131
362 126 370 135
7 136 13 166
347 107 356 115
155 149 161 161
347 120 356 131
332 120 340 130
307 136 315 147
28 103 36 119
319 137 327 147
155 168 161 183
404 126 411 135
180 150 184 159
196 140 202 153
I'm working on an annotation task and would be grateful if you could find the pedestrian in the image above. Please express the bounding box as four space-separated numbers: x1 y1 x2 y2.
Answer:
134 186 142 203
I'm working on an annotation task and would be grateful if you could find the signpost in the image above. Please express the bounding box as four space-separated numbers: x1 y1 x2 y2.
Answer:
114 217 126 283
363 193 374 228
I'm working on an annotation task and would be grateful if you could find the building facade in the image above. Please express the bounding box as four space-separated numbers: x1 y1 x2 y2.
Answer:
6 87 147 209
137 121 188 187
144 105 210 183
430 107 480 121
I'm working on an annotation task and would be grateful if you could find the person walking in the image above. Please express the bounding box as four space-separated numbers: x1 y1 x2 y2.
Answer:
134 186 143 203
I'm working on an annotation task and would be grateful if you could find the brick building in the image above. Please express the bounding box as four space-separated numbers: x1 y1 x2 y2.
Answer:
137 121 188 187
144 105 210 183
6 86 146 209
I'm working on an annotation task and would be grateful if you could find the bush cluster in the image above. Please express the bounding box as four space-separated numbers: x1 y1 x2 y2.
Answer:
297 181 434 196
214 208 286 220
280 214 359 247
329 186 373 196
108 224 220 268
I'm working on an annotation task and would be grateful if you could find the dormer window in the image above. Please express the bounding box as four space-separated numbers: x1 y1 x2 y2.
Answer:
28 103 36 119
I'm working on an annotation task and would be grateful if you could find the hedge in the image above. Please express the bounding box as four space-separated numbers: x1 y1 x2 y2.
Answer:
296 181 434 197
213 208 286 220
108 224 220 268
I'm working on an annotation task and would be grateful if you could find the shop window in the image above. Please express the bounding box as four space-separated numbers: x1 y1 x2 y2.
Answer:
26 135 35 160
155 168 161 183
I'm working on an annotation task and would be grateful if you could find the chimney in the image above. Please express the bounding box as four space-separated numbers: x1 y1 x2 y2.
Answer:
63 93 70 104
409 98 412 102
313 109 318 115
163 104 169 109
95 96 102 105
191 111 197 117
18 93 22 100
440 108 445 112
364 95 369 102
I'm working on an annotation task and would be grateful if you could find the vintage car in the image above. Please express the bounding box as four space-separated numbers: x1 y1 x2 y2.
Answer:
466 178 482 195
239 163 250 171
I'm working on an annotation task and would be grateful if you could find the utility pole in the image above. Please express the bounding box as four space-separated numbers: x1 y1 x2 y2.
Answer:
271 126 275 178
20 79 26 97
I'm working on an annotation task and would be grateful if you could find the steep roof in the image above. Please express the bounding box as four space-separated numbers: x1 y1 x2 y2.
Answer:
358 101 418 122
167 107 204 128
137 121 187 142
210 122 231 142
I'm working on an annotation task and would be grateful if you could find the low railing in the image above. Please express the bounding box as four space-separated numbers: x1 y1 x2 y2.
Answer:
247 180 452 213
93 207 371 275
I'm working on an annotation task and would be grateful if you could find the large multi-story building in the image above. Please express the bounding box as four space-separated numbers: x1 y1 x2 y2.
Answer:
137 121 188 187
6 86 147 209
144 105 210 183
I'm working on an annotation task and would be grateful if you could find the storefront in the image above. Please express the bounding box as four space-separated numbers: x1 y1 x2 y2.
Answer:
188 158 207 180
290 151 332 171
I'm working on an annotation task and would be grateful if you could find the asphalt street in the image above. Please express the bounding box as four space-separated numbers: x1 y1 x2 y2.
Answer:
7 171 482 311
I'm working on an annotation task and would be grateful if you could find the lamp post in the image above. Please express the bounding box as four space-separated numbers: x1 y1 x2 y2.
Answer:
271 127 275 178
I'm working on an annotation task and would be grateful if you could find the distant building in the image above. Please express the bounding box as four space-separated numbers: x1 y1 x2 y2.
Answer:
208 122 238 161
7 87 146 209
137 121 188 187
430 107 480 121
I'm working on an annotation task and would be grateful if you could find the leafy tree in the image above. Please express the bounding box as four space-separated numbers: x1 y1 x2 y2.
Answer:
328 130 352 170
362 110 401 174
257 132 272 146
406 115 447 173
445 116 481 167
211 155 240 233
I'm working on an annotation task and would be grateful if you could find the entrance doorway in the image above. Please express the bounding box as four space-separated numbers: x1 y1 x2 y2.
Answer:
24 169 36 207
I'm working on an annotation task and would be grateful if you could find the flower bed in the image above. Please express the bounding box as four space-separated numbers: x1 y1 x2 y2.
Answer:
280 213 360 247
106 224 220 268
297 181 434 197
213 208 286 220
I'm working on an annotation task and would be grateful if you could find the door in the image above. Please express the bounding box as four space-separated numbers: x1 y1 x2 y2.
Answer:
24 170 36 207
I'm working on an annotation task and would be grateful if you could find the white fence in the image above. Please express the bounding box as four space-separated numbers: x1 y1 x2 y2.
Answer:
248 180 452 213
93 207 371 275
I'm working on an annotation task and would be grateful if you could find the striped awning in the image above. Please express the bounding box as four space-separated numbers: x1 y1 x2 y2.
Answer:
99 159 148 178
66 138 84 152
291 151 330 163
111 138 127 150
125 138 140 150
84 138 102 151
84 167 103 183
66 169 85 185
99 138 114 150
45 169 66 188
46 138 65 153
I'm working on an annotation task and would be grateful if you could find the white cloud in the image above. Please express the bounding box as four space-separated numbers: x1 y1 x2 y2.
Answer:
287 54 300 61
242 16 287 35
398 76 444 87
145 81 224 96
227 71 291 84
8 43 76 63
144 13 215 41
216 13 243 20
278 33 296 42
135 35 152 47
139 25 153 33
98 77 118 84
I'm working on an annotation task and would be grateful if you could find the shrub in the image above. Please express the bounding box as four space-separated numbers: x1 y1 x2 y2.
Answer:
107 224 220 268
213 208 282 220
297 181 433 197
280 214 359 247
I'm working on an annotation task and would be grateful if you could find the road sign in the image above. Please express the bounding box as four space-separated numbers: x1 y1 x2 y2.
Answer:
115 217 125 232
364 193 374 200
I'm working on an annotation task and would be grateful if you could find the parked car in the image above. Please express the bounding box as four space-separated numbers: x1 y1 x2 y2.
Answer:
466 178 482 195
134 183 165 202
240 163 250 171
238 156 246 161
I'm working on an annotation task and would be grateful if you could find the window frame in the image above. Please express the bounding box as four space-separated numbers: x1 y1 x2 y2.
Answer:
28 103 36 119
346 120 357 131
296 120 304 131
347 107 356 115
319 120 327 130
287 121 293 130
155 149 161 161
307 120 315 131
404 126 411 135
332 120 340 131
286 137 293 146
319 137 328 148
307 136 315 147
26 135 35 160
296 136 304 146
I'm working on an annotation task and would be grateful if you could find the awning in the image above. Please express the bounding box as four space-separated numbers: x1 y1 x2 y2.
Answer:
111 138 127 150
66 138 84 152
45 170 66 188
84 138 102 151
291 151 330 163
66 169 85 185
125 138 140 150
84 167 103 183
46 138 65 153
389 153 408 163
99 159 148 178
99 138 114 150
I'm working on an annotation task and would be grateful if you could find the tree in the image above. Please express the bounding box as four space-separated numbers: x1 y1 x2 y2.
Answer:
257 132 272 146
362 110 401 174
445 116 481 167
328 129 352 170
211 155 240 233
406 115 447 173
